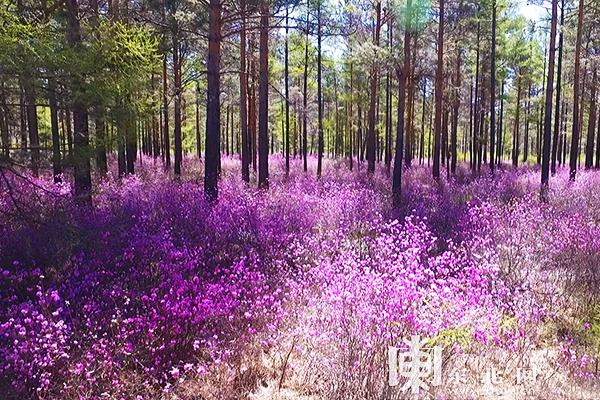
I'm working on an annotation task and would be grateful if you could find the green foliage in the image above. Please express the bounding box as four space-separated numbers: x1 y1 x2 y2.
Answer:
392 0 431 33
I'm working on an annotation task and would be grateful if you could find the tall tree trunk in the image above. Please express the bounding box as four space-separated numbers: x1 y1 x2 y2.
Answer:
489 0 497 174
284 7 290 175
126 108 135 174
0 89 8 158
225 105 230 156
366 1 381 174
420 80 426 164
66 0 91 203
162 54 171 168
173 33 182 176
250 55 257 172
23 79 40 176
512 74 522 167
95 109 107 174
404 41 414 167
472 21 481 172
541 0 558 196
469 77 474 168
523 81 531 163
117 103 126 176
497 80 505 166
385 20 392 172
19 88 27 152
196 81 202 159
393 2 411 207
477 88 485 172
204 0 222 200
258 1 269 188
551 0 565 175
596 109 600 168
49 78 62 182
302 2 309 172
585 68 597 169
433 0 444 179
240 0 250 183
558 99 565 165
451 48 460 175
349 59 354 170
316 0 324 177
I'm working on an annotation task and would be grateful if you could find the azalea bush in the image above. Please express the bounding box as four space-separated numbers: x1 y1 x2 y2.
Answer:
1 158 599 399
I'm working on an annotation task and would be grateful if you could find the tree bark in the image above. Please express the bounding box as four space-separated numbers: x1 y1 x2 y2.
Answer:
302 2 309 172
49 78 62 182
173 33 183 176
512 74 522 167
433 0 444 179
258 1 269 188
489 0 497 174
392 1 411 207
240 0 250 183
162 54 171 168
366 0 381 174
204 0 222 200
95 109 107 174
23 79 40 176
551 0 565 175
541 0 558 196
284 7 290 175
585 68 597 169
451 48 460 175
66 0 91 203
196 81 202 159
316 0 324 177
523 81 531 163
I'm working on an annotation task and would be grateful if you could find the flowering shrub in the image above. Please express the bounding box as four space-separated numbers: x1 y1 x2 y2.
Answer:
1 159 599 399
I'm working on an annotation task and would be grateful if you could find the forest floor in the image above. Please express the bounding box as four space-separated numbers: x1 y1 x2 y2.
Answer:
1 156 600 399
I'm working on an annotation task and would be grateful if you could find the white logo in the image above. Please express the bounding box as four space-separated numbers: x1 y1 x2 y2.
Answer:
388 335 443 396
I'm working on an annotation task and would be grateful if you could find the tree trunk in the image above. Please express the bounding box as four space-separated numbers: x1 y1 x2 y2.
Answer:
385 20 392 172
596 108 600 168
173 33 183 176
258 1 269 188
433 0 444 179
541 0 558 196
204 0 222 200
0 91 8 158
349 59 354 171
392 2 411 207
196 81 202 159
512 74 522 167
585 68 597 169
302 2 309 172
284 7 290 175
523 81 531 163
66 0 91 203
49 78 62 182
95 109 107 174
162 54 171 168
451 48 460 175
497 80 505 166
420 80 426 164
489 0 497 174
366 1 381 174
551 0 565 175
472 22 481 172
316 0 324 177
240 0 250 183
23 80 40 176
126 108 135 174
